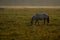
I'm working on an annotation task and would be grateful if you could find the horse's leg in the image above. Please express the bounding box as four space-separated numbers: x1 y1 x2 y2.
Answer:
44 18 45 25
47 20 48 25
37 20 40 25
47 16 49 25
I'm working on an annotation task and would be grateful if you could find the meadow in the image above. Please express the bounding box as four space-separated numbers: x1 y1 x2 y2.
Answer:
0 8 60 40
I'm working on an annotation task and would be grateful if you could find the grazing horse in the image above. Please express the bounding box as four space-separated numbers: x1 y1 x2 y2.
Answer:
30 13 49 25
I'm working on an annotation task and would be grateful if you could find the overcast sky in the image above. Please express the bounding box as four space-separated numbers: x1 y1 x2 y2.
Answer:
0 0 60 6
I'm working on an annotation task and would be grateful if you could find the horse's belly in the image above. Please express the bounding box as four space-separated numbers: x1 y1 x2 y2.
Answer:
39 18 44 20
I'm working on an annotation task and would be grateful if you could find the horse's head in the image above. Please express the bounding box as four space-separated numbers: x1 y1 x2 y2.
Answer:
30 16 36 25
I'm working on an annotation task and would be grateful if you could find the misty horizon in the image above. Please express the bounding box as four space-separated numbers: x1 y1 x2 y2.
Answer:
0 6 60 8
0 0 60 6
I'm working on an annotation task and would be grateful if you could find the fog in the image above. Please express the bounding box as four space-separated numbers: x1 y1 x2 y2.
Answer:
0 0 60 6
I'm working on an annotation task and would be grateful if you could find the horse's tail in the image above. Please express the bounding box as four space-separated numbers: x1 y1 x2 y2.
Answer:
47 16 49 23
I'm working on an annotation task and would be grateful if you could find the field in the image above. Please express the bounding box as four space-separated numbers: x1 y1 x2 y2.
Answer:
0 8 60 40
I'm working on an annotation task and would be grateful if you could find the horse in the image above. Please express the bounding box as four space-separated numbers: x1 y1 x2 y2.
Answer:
30 13 49 25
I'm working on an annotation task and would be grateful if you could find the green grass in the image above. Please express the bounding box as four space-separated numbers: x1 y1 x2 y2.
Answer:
0 8 60 40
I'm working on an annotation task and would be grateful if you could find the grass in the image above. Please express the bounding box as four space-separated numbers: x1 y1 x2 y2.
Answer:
0 8 60 40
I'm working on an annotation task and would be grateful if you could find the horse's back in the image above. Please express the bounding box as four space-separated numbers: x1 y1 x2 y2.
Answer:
36 13 48 19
